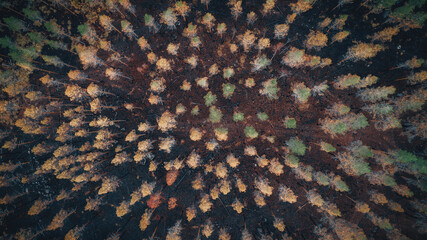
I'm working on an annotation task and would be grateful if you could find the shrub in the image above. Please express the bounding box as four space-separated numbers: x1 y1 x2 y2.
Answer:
336 152 372 176
183 23 198 38
285 154 299 168
399 56 424 69
257 112 269 121
222 83 235 98
327 103 350 116
284 117 297 128
257 38 271 51
233 112 244 122
238 30 256 52
167 43 179 55
349 141 373 159
320 142 336 152
259 78 280 99
190 36 201 48
245 78 255 88
229 0 243 20
305 31 328 49
3 16 26 32
363 103 394 117
370 27 400 42
191 106 199 115
202 13 215 30
174 1 190 19
334 74 360 89
121 20 137 39
209 107 223 123
247 11 258 24
332 176 349 192
156 58 171 72
282 47 305 68
214 127 228 141
212 23 226 39
314 172 330 186
196 77 209 89
358 86 396 102
350 114 369 130
312 81 329 96
274 24 289 39
144 14 159 33
292 83 311 103
321 119 348 136
204 92 217 106
344 43 384 61
332 31 350 43
394 150 418 163
408 70 427 85
160 8 178 29
157 111 177 132
138 37 150 51
223 67 234 79
251 55 271 72
255 177 273 196
286 138 306 156
185 55 198 68
244 126 258 139
262 0 276 16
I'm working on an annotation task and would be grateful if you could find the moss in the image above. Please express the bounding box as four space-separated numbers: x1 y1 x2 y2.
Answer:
209 107 222 123
257 112 269 121
233 112 244 122
244 126 258 139
204 92 217 107
286 138 306 156
284 117 297 129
